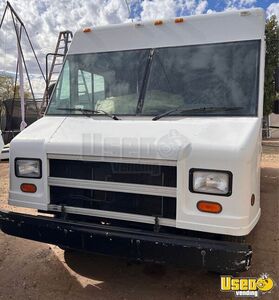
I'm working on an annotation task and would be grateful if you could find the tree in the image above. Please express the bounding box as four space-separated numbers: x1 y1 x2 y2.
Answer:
0 75 32 103
0 75 14 102
264 16 279 116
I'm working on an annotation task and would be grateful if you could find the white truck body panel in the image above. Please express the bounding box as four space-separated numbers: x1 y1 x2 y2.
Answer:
69 10 265 54
10 114 261 235
9 8 265 236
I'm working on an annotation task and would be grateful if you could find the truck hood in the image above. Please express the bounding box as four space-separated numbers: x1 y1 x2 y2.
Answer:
12 116 261 161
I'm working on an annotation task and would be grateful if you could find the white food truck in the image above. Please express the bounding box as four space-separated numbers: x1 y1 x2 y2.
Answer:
1 8 276 273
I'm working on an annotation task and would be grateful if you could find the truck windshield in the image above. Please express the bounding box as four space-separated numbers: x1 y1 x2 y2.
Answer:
47 40 260 117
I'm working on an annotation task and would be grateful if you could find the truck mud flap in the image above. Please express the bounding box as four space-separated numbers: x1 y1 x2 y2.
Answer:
0 210 252 273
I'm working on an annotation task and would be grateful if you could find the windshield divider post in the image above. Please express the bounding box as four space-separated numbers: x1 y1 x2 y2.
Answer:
136 49 155 115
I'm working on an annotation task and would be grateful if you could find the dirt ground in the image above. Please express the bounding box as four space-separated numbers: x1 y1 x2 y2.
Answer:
0 144 278 300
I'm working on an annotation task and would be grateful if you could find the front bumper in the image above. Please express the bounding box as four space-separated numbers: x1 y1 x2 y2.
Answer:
0 210 252 273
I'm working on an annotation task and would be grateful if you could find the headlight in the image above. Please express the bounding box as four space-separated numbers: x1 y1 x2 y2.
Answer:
189 169 232 196
15 159 42 178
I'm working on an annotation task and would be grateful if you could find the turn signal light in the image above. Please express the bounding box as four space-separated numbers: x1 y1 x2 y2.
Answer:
20 183 37 193
154 20 163 26
197 201 222 214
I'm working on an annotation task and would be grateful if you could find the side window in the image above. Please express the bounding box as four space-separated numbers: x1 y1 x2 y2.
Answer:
49 59 106 113
77 71 105 109
55 60 70 102
47 60 71 114
93 74 105 101
78 70 92 105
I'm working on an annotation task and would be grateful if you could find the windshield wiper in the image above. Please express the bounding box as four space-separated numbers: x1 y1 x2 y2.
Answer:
57 108 120 120
152 106 244 121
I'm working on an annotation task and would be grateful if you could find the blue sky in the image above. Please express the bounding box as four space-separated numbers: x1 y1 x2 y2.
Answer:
128 0 279 19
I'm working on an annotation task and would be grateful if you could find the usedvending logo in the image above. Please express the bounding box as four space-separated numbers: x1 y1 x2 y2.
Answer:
220 273 275 297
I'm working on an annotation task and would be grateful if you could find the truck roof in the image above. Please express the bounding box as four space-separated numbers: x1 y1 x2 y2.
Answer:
68 8 265 55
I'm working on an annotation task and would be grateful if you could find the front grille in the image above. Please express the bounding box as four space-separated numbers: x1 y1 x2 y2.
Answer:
49 159 177 220
49 159 176 187
50 186 176 219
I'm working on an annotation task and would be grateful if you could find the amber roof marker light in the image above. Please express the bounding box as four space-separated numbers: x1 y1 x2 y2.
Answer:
83 28 92 33
175 18 184 23
154 20 163 26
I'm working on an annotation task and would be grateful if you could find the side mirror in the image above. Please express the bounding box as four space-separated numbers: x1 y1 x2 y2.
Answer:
273 99 279 114
275 67 279 93
48 83 56 99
